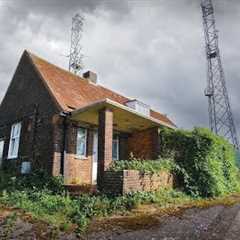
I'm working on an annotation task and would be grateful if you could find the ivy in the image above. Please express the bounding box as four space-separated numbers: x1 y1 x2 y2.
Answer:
109 158 176 175
160 127 240 197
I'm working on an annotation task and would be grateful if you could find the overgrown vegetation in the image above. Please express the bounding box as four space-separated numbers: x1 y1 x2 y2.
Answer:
0 170 193 233
0 128 239 233
109 158 176 174
109 128 240 198
0 169 64 194
160 127 240 197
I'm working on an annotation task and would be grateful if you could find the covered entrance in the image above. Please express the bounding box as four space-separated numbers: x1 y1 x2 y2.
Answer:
70 98 175 187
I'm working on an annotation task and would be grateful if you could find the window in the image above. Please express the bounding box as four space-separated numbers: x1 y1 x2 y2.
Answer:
76 128 87 158
8 122 22 159
126 99 150 116
112 135 119 161
0 140 4 167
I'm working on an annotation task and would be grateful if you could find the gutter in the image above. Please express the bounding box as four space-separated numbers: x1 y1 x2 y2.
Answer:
59 111 71 175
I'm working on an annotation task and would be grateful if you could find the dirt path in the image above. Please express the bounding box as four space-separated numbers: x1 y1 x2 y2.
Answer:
85 203 240 240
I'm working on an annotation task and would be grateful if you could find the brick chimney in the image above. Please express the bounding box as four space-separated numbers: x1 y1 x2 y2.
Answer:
83 71 97 84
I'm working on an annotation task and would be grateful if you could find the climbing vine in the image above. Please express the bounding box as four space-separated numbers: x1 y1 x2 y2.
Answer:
160 127 240 197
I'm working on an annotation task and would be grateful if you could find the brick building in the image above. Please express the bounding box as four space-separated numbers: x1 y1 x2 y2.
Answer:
0 50 176 188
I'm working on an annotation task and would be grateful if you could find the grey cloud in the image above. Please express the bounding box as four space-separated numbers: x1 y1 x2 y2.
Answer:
3 0 130 18
0 0 239 140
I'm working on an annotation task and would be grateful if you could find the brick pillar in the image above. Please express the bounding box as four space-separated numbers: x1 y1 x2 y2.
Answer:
97 108 113 189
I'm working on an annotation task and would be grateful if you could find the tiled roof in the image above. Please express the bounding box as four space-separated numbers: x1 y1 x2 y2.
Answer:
27 51 175 127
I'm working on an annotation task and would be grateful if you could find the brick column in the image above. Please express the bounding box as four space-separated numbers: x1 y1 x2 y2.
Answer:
97 108 113 188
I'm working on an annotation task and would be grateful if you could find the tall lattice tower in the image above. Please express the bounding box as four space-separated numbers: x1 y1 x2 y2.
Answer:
201 0 239 149
69 13 84 75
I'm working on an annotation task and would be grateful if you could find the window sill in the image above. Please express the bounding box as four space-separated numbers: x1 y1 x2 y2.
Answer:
74 156 88 160
7 156 18 160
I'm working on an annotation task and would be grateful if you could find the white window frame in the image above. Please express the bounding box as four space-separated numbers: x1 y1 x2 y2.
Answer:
76 128 87 158
0 140 4 167
8 122 22 159
112 135 119 161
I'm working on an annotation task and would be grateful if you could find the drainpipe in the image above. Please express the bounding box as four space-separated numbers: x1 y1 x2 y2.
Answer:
59 111 71 176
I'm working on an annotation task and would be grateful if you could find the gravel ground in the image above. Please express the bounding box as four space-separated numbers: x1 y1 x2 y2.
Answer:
85 204 240 240
1 203 240 239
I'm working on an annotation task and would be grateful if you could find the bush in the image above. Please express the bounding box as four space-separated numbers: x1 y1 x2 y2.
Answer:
0 168 193 232
108 158 176 174
0 188 191 232
0 169 64 194
160 127 240 197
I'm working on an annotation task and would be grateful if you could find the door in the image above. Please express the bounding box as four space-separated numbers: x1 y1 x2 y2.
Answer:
0 140 4 168
92 131 98 184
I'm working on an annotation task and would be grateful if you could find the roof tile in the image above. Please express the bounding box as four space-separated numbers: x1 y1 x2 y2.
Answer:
27 51 175 127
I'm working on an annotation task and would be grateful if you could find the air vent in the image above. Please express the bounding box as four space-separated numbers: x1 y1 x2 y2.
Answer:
126 99 150 116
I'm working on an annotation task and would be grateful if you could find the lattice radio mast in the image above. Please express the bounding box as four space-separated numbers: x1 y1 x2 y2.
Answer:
201 0 239 149
69 13 84 75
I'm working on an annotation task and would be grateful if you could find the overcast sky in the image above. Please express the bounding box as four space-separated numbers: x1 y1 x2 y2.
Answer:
0 0 239 137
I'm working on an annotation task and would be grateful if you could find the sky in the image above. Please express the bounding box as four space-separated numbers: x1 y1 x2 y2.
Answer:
0 0 239 137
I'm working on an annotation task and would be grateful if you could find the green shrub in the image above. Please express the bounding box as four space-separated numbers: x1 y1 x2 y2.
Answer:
0 188 192 233
160 127 240 197
109 158 176 174
0 169 64 194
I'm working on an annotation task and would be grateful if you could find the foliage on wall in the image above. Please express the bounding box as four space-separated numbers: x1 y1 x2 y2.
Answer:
160 127 240 197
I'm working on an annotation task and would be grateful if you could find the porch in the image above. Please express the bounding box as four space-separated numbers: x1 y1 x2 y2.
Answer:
61 98 175 188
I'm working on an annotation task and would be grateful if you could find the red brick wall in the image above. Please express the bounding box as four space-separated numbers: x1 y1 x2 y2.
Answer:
103 170 174 195
98 108 113 187
51 114 96 184
52 115 63 177
122 170 173 194
127 127 160 159
102 171 123 195
0 52 59 174
57 121 94 185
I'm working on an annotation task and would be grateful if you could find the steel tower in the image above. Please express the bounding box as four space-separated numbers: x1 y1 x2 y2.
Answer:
201 0 239 149
69 13 84 75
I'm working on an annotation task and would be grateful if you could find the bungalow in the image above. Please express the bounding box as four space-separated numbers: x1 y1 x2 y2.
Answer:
0 50 176 188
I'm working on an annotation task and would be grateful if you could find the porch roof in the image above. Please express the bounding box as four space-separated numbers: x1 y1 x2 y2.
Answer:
69 98 176 133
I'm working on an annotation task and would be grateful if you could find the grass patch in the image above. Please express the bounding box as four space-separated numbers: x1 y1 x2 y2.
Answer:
0 169 240 234
86 193 240 233
0 184 194 233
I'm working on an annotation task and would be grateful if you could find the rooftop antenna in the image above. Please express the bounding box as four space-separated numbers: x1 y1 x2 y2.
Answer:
201 0 239 149
69 13 84 75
